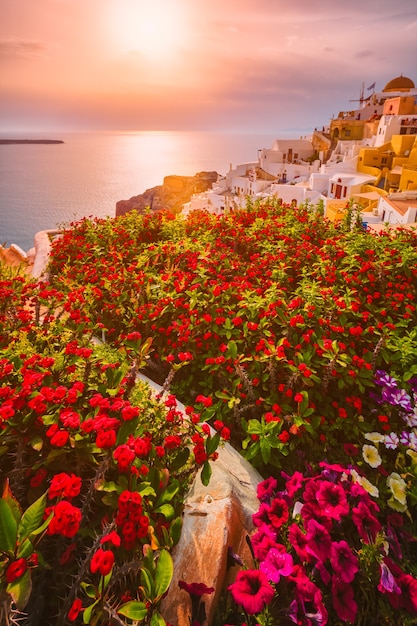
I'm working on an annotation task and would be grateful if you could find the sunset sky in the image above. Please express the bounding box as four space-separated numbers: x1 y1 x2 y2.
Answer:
1 0 416 133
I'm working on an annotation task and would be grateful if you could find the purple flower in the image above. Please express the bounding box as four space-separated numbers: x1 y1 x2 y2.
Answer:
332 578 357 623
385 432 399 449
316 480 349 521
403 410 417 428
260 548 293 583
228 569 274 615
375 370 398 389
330 540 359 583
305 519 332 562
256 476 277 502
378 561 401 595
384 387 412 412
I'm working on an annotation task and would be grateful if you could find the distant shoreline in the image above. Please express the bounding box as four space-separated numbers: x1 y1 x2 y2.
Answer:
0 139 64 145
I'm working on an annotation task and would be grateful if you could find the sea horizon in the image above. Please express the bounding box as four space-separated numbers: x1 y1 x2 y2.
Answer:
0 128 313 252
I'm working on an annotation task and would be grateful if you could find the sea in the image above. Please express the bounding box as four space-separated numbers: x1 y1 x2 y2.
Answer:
0 129 309 252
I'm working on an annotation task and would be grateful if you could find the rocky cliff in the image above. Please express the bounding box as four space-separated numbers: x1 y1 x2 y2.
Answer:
115 171 219 217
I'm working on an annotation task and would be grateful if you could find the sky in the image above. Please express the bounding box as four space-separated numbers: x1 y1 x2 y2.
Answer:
1 0 417 133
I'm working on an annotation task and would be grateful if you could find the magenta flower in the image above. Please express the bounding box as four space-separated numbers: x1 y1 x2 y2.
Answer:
256 476 277 502
228 569 274 614
252 502 272 528
178 581 215 597
267 497 289 530
288 523 310 563
282 470 304 497
316 480 349 521
260 548 293 583
332 578 357 623
251 528 281 561
305 519 332 562
330 540 359 583
352 501 381 544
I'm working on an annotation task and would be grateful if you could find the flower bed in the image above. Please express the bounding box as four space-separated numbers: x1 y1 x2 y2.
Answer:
1 198 417 624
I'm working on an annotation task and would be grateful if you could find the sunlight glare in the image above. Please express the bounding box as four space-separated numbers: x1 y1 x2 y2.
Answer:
108 0 188 62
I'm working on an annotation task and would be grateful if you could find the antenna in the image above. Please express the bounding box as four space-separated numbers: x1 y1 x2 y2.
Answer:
349 82 365 105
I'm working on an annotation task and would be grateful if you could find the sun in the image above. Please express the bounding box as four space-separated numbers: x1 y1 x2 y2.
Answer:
106 0 188 62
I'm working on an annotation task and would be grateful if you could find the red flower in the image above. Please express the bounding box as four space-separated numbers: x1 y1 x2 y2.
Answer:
5 558 27 583
49 429 70 447
68 598 83 622
90 548 115 576
48 500 82 538
48 472 82 499
96 429 117 449
100 531 121 547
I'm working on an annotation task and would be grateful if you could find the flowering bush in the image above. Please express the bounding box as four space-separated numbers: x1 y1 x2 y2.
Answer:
1 199 417 624
0 264 220 625
214 369 417 625
217 461 416 625
46 203 417 473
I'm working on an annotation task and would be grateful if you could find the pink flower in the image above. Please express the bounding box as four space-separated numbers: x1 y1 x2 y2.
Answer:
228 570 274 615
260 548 293 583
330 540 359 583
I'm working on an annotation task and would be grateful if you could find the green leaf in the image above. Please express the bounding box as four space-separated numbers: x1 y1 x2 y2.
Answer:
30 436 44 451
154 504 175 521
260 438 271 465
116 417 138 446
169 516 182 546
200 461 212 486
83 599 99 624
0 499 18 552
206 432 221 456
137 484 157 498
17 537 34 559
227 340 238 359
156 479 180 505
169 447 190 471
94 479 119 493
150 610 167 626
154 549 173 600
18 492 47 542
7 569 32 611
80 582 97 599
246 419 263 435
117 601 148 621
140 567 154 600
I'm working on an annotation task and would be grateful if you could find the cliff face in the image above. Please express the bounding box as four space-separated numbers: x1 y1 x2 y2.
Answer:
115 171 218 217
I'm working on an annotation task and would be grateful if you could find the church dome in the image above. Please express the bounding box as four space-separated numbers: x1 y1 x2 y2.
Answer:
383 75 415 92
